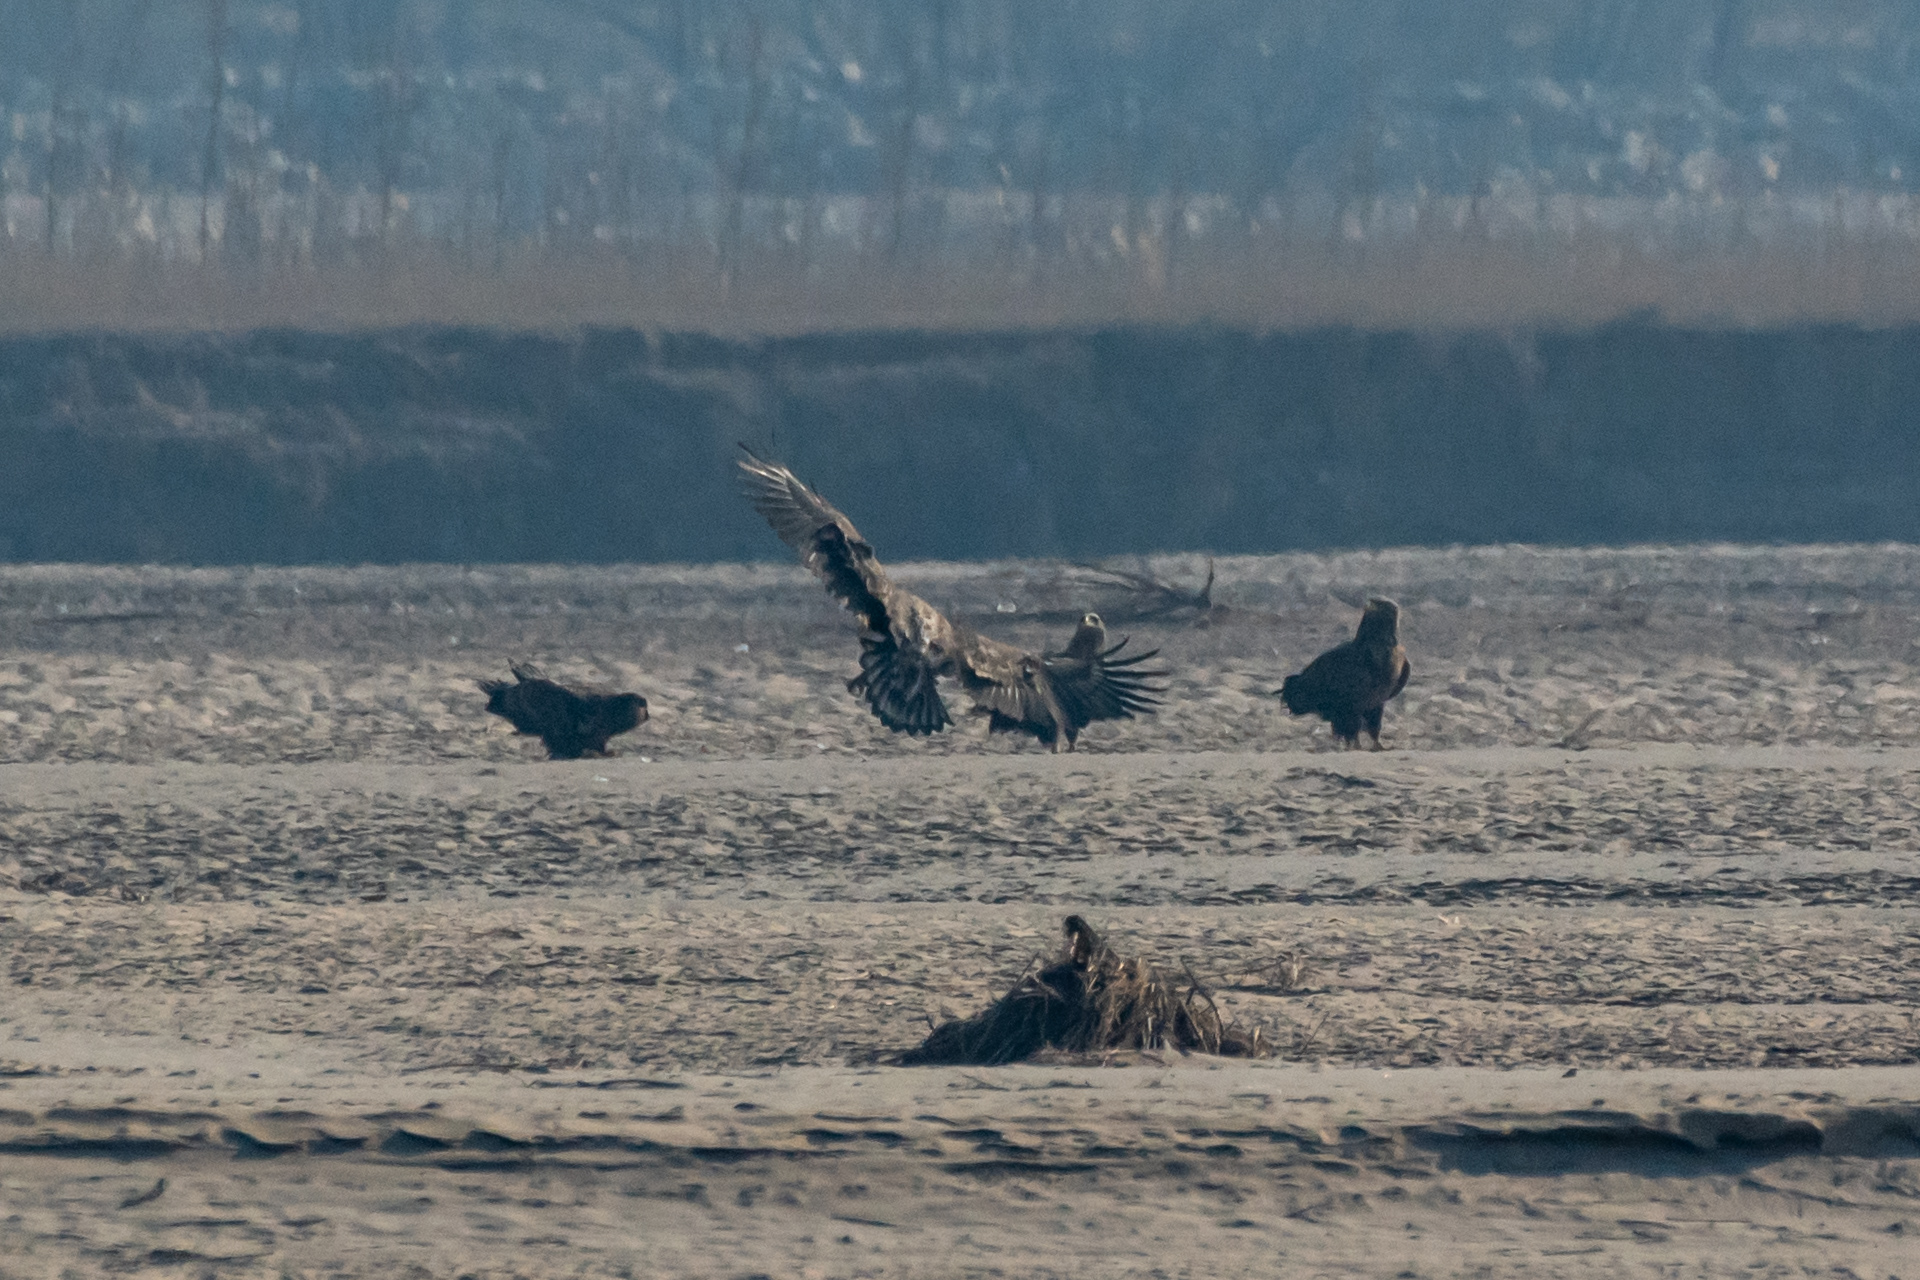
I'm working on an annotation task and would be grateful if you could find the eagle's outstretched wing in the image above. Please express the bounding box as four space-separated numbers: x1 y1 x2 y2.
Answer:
958 625 1167 751
952 629 1073 748
1038 612 1167 731
737 447 892 628
1047 636 1168 727
737 447 953 735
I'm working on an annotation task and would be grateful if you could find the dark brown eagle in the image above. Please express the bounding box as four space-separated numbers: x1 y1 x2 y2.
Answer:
478 664 648 760
1275 598 1411 749
738 448 1166 751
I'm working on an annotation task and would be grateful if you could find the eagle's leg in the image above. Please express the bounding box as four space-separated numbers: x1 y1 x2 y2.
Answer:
1051 711 1074 754
1363 707 1387 751
1331 712 1363 751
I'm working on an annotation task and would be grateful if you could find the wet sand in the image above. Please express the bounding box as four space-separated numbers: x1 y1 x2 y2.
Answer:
2 547 1919 1276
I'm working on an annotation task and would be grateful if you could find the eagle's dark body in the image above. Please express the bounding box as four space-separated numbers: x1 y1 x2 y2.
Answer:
737 450 1165 751
478 665 648 759
1277 598 1411 749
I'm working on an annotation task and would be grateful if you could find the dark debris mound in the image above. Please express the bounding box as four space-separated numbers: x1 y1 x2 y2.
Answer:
896 915 1267 1066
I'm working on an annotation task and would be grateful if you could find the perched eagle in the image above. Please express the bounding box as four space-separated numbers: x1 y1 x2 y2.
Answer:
478 664 648 760
1275 598 1411 749
738 448 1166 751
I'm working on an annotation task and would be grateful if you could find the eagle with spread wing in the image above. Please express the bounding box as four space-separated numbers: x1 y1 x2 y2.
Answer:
478 664 649 760
1275 598 1411 749
738 448 1166 751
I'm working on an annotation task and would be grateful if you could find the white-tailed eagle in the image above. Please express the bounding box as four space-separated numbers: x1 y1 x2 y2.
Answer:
1275 598 1410 749
738 448 1165 751
479 664 648 759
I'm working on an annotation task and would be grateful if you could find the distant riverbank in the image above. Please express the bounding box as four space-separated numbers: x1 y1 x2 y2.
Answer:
2 321 1917 563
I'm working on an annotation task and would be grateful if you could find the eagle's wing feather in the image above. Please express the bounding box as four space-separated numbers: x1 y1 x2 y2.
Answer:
852 602 956 736
736 447 861 555
1387 649 1411 701
952 630 1067 741
739 448 955 735
951 630 1035 717
1046 637 1168 726
737 450 895 630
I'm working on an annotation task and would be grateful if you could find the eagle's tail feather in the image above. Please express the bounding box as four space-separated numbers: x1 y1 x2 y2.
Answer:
1277 671 1315 715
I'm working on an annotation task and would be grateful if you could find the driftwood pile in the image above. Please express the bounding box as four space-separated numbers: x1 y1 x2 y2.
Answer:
1072 559 1218 623
897 915 1267 1066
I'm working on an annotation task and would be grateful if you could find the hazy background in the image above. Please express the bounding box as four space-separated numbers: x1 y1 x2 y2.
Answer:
5 0 1920 329
2 1 1918 560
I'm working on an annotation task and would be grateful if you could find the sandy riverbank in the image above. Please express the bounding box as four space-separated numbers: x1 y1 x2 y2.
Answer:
2 548 1918 1275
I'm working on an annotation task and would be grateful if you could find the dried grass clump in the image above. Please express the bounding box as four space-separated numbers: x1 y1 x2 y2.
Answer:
897 915 1267 1066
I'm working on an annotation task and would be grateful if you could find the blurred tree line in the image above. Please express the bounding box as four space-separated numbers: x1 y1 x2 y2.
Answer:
2 0 1919 310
